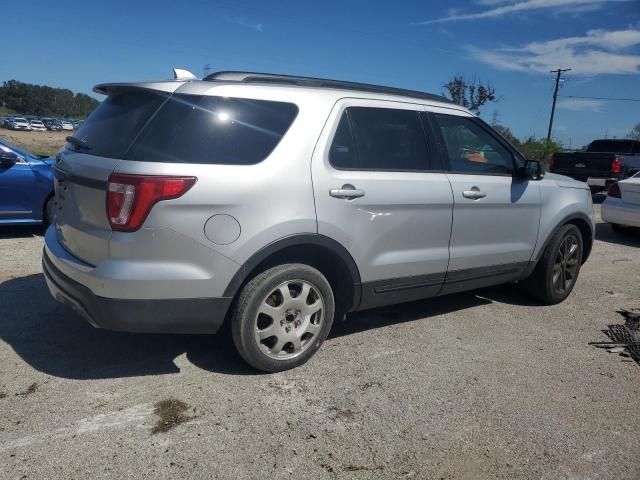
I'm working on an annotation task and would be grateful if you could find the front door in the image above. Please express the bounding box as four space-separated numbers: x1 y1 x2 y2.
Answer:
312 100 454 309
427 111 541 293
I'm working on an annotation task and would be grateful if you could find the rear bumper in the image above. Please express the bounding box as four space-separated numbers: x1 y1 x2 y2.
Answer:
42 249 232 334
601 198 640 228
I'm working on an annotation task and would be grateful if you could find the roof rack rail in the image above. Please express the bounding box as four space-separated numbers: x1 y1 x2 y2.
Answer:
203 71 453 104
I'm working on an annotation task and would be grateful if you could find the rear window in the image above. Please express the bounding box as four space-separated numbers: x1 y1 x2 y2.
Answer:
126 94 299 165
587 140 637 154
70 89 168 158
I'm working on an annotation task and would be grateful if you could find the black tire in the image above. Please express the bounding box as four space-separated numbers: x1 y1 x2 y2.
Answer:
231 264 335 372
520 224 583 305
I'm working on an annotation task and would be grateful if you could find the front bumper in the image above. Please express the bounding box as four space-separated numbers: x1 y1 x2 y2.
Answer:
42 249 232 334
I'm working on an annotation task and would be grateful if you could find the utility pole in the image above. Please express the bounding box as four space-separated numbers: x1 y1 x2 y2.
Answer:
546 68 571 143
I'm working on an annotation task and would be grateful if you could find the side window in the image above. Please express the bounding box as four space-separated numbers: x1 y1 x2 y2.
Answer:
329 107 430 171
434 113 514 175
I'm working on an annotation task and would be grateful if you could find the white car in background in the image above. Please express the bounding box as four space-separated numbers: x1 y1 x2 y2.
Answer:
602 172 640 232
60 121 74 131
29 120 46 132
10 117 31 131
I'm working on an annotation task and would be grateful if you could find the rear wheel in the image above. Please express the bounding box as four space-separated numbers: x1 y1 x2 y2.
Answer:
231 264 335 372
520 224 583 305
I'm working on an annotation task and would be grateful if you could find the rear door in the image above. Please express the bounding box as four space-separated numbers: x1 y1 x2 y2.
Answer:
427 110 541 292
312 99 453 309
53 88 170 265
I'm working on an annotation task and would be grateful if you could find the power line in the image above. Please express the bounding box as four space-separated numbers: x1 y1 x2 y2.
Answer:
561 95 640 102
547 68 571 142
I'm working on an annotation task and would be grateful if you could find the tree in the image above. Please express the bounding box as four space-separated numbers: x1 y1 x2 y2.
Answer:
442 76 496 114
0 80 99 118
628 122 640 141
518 137 562 164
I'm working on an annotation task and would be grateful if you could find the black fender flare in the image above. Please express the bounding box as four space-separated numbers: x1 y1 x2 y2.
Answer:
525 211 594 276
223 234 362 310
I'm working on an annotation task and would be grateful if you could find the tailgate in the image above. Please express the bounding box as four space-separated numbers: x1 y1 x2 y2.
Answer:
552 153 613 178
54 151 119 265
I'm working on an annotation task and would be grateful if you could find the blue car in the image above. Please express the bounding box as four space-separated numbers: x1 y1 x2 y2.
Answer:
0 139 55 226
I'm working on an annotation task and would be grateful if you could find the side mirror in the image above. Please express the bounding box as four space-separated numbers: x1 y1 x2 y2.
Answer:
0 150 18 167
519 159 544 180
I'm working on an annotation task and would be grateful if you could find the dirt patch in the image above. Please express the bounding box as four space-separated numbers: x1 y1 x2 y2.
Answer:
151 399 193 434
15 383 39 397
0 130 68 157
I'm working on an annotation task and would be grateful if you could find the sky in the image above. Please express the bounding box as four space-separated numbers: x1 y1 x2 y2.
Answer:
2 0 639 148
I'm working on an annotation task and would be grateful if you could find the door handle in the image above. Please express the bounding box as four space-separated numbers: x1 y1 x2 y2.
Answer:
462 187 487 200
329 184 365 200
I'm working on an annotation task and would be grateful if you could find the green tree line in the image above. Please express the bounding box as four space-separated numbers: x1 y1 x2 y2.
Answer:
0 80 99 119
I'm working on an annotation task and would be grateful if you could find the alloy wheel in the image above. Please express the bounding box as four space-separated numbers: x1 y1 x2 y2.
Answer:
254 279 325 360
552 233 580 295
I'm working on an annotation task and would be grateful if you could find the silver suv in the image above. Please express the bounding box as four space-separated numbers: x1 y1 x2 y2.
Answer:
43 71 594 372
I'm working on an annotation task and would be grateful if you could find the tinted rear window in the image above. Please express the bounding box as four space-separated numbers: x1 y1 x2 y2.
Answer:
587 140 637 154
126 94 299 165
70 89 168 158
329 107 430 171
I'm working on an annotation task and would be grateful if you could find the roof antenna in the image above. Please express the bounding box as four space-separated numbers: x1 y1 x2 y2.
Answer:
173 68 198 80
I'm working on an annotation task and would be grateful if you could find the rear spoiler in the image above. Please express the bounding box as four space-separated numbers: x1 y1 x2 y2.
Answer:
93 81 187 96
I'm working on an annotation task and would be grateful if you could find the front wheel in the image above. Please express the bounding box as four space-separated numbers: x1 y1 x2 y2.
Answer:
520 224 583 305
231 264 335 372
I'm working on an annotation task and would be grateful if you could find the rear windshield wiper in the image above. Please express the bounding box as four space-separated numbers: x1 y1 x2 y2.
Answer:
65 136 91 150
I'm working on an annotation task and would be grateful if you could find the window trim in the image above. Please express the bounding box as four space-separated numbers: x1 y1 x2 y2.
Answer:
427 112 524 177
326 104 443 173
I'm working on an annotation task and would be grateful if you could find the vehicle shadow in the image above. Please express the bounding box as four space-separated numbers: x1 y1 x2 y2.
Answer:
0 274 540 380
0 225 44 239
595 222 640 248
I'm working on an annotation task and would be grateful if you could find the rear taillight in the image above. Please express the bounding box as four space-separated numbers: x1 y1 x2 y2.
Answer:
107 173 196 232
610 157 622 174
607 182 621 199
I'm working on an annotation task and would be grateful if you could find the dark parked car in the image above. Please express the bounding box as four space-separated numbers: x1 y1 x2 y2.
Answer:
550 139 640 191
0 139 55 225
44 119 62 131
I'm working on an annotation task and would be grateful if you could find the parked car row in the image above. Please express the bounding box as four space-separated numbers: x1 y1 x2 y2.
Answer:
1 115 81 131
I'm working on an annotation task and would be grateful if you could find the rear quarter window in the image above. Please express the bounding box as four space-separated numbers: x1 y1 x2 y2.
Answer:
126 94 299 165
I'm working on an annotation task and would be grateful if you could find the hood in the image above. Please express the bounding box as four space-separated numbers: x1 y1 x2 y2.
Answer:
543 172 590 190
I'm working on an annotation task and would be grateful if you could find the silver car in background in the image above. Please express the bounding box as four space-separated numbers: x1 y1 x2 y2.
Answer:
43 70 594 371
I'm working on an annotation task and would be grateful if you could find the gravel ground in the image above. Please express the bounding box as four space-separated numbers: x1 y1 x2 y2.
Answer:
0 203 639 479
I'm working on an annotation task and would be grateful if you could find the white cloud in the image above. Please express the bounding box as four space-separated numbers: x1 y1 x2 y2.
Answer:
557 98 603 111
468 28 640 75
225 15 264 32
417 0 629 24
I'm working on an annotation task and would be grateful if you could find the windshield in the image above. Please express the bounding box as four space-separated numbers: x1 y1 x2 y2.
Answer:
15 117 27 122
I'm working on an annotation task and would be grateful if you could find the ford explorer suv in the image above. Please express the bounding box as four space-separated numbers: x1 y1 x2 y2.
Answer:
43 70 594 372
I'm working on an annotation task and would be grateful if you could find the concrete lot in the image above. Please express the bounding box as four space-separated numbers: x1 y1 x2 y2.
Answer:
0 203 638 479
